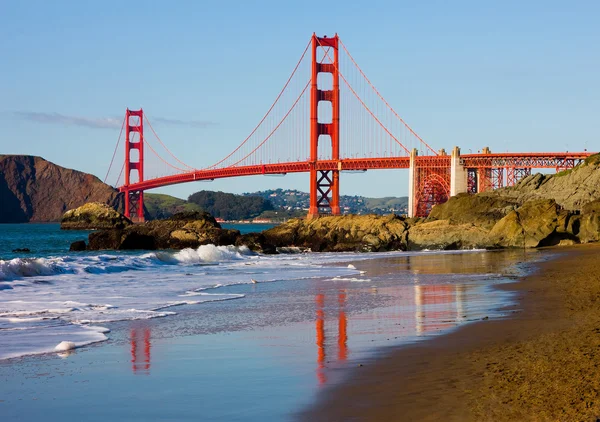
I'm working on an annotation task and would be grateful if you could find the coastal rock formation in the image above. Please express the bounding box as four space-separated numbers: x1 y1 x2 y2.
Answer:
75 153 600 253
86 211 241 251
488 199 574 248
407 220 492 250
263 214 409 252
427 193 518 230
460 154 600 212
61 202 132 230
0 155 122 223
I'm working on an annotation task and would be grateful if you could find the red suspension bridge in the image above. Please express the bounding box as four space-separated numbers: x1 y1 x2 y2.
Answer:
104 34 592 222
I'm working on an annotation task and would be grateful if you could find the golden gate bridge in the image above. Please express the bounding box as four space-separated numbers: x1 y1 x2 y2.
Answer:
104 34 592 221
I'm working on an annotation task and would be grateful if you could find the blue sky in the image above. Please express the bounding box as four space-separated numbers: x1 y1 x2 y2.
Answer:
1 0 598 199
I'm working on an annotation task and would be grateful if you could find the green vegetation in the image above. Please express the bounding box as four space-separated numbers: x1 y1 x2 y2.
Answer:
255 209 305 220
144 193 202 220
364 196 408 211
584 153 600 166
144 190 409 221
187 190 273 220
555 154 598 178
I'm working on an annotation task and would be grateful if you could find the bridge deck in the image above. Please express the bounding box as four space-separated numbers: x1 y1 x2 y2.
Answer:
119 152 593 192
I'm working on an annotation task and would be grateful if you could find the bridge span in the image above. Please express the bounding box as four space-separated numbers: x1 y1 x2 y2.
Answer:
104 34 593 221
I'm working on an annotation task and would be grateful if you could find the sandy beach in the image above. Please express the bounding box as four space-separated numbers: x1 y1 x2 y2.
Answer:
301 244 600 421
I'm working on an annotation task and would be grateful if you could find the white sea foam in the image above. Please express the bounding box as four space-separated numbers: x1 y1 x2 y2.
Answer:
2 245 476 360
328 277 373 282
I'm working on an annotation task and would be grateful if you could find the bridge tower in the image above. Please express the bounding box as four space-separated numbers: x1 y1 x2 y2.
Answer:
308 34 340 219
124 108 145 222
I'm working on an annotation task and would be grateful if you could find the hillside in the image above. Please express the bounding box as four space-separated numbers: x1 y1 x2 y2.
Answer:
0 155 122 223
244 189 408 215
144 193 202 220
187 190 273 220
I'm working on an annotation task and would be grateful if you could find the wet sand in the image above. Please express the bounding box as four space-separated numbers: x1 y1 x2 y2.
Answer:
302 245 600 421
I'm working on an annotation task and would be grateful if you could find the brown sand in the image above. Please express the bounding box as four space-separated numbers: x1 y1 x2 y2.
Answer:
301 245 600 421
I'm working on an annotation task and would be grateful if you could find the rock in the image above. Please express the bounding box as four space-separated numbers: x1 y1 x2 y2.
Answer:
61 202 132 230
11 248 30 253
235 233 277 254
428 193 518 230
576 213 600 243
263 214 409 252
88 228 123 250
69 240 86 251
407 220 492 250
489 153 600 211
86 211 239 250
489 199 572 248
558 239 577 246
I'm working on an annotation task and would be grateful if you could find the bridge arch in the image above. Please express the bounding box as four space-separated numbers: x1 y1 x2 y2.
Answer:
415 172 450 217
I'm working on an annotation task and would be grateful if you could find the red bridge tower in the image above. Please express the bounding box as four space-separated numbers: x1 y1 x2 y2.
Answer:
124 108 145 222
308 34 340 219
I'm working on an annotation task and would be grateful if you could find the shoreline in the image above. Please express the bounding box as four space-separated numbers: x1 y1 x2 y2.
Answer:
299 244 600 421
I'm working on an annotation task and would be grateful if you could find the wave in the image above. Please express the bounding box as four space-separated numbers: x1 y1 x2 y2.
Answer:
0 245 256 281
0 257 72 281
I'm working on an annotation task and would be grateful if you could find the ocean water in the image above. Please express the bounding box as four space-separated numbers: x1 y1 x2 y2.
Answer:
0 223 537 421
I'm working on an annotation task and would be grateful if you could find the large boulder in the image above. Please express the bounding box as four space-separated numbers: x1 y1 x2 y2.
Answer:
488 199 574 248
61 202 131 230
263 214 409 252
86 211 240 250
427 193 518 230
407 220 492 250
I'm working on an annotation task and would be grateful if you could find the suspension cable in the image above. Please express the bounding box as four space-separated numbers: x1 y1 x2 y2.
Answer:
225 81 310 168
104 115 126 183
338 38 438 155
144 135 189 173
144 114 195 170
317 38 410 155
205 39 312 169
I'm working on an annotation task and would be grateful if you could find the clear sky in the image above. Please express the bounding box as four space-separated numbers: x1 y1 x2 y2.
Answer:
1 0 598 199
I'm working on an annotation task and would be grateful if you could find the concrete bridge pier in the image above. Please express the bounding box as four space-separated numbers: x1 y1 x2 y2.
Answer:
407 148 418 217
408 146 469 218
450 146 468 196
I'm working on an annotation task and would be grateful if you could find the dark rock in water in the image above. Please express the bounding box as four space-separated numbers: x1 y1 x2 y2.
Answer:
12 248 31 253
87 211 238 250
236 233 277 254
88 228 123 250
61 202 131 230
166 211 220 224
69 240 86 251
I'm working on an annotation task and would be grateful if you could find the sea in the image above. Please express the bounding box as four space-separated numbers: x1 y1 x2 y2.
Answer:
0 223 539 421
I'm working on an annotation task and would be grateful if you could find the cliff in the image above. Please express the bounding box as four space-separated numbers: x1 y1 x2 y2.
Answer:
0 155 123 223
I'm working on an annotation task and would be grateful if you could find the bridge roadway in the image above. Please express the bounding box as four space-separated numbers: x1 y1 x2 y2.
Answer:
120 152 592 192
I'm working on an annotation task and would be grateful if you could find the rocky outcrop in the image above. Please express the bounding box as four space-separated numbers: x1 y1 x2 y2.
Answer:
465 154 600 212
427 193 518 230
263 214 409 252
0 155 123 223
61 202 132 230
264 157 600 251
488 199 574 248
86 211 242 251
407 220 492 250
